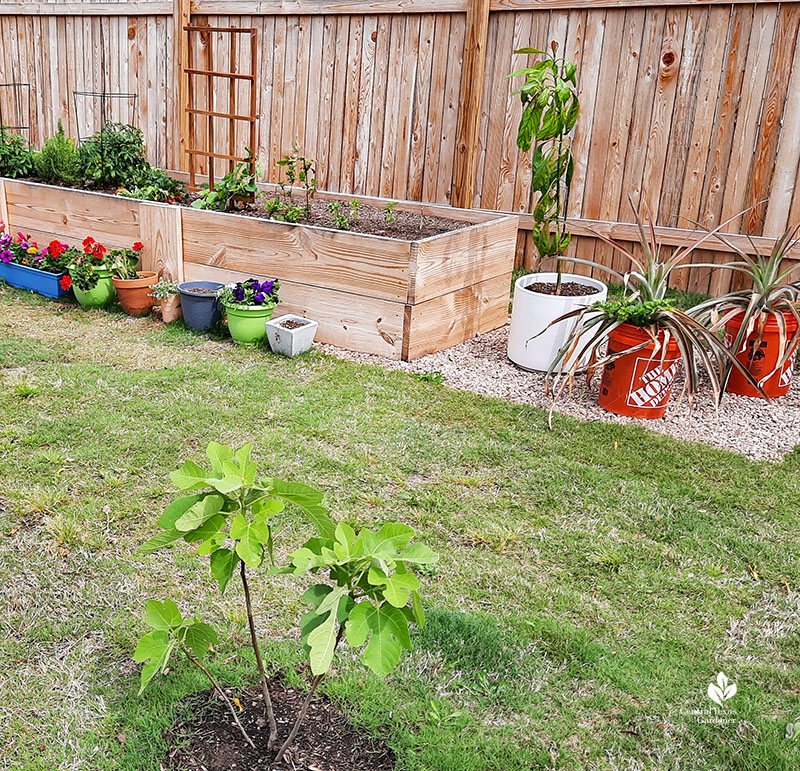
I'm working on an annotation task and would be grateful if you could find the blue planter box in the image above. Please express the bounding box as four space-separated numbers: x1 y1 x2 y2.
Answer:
0 261 70 299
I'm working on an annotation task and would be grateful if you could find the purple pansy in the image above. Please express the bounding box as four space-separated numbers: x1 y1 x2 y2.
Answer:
1 249 12 263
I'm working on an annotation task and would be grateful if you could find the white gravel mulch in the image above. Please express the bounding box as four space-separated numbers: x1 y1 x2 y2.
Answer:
321 323 800 463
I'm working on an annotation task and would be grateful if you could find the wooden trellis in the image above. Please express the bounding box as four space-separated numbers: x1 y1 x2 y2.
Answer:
184 23 257 190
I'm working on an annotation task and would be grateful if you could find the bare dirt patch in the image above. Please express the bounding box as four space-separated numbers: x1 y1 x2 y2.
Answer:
164 680 395 771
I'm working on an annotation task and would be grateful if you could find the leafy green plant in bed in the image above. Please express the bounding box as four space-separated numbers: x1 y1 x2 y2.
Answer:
33 119 81 184
117 167 188 203
135 440 437 760
77 122 150 188
192 151 261 212
0 128 35 179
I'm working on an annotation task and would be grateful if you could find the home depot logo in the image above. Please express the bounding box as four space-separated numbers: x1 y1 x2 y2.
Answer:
627 357 680 408
779 363 794 388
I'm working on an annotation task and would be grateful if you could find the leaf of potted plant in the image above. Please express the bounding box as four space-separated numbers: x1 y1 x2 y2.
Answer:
149 278 182 323
69 236 116 309
177 280 224 331
506 42 608 372
265 313 318 357
688 224 800 399
217 277 281 346
110 242 157 316
544 204 765 418
0 224 75 298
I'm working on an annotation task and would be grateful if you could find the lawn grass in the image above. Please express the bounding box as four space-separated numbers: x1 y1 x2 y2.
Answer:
1 285 799 771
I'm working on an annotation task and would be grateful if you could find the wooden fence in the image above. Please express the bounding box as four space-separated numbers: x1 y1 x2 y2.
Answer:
1 0 800 294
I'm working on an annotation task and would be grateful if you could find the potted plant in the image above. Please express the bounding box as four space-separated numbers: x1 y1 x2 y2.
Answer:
265 313 318 357
506 42 608 372
217 278 280 346
0 225 74 298
545 206 764 418
177 281 224 331
149 278 182 323
689 224 800 399
69 236 116 309
110 242 156 316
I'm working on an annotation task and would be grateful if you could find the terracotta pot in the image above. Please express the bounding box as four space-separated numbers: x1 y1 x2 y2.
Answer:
724 311 799 398
160 294 183 323
597 323 681 419
112 271 157 316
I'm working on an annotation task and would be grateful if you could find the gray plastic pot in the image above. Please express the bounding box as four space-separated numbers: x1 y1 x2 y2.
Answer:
177 281 223 331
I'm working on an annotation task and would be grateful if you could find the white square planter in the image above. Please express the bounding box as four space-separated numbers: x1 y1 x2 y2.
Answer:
266 314 319 357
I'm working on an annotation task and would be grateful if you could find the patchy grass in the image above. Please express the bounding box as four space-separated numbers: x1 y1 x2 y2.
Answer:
1 286 799 771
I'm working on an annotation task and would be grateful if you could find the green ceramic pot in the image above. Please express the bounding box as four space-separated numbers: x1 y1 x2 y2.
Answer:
224 303 275 346
71 267 116 309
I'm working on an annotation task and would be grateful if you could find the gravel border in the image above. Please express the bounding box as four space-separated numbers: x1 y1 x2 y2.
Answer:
322 323 800 462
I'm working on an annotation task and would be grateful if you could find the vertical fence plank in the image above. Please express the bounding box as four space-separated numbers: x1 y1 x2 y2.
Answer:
452 0 490 209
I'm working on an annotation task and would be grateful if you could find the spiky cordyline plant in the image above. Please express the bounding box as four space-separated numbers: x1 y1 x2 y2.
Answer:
542 203 765 409
688 223 800 386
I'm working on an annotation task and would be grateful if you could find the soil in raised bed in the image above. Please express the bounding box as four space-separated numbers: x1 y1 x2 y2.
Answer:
525 281 598 297
216 194 468 240
163 680 396 771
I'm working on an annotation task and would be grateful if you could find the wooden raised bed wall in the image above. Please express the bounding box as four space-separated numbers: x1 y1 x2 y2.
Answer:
0 178 518 360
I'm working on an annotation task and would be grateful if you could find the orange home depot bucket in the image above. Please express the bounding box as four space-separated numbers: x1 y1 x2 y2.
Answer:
724 311 799 398
597 324 681 419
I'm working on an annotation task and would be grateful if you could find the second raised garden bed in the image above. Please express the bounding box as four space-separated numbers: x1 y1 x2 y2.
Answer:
0 177 518 360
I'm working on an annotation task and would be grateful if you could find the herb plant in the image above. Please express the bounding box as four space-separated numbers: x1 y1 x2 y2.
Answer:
148 279 179 300
33 119 80 184
326 200 360 230
78 122 149 188
508 42 579 292
0 129 34 179
383 201 398 224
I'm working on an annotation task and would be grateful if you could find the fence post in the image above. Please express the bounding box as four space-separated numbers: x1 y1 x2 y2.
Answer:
451 0 490 210
173 0 191 171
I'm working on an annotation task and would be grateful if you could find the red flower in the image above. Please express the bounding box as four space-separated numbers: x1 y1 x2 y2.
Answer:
133 241 144 251
82 236 95 248
59 275 72 290
48 240 65 258
92 243 107 260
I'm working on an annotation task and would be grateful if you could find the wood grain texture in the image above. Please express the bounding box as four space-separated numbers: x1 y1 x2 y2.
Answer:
140 202 184 281
3 180 140 247
403 271 511 360
183 260 405 358
410 215 518 303
181 206 413 302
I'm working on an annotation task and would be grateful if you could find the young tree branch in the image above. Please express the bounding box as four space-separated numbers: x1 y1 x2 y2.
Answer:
273 625 345 765
182 645 255 750
240 560 279 749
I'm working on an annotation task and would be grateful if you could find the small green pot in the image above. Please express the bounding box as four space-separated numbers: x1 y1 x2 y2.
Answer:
71 267 116 309
224 303 275 346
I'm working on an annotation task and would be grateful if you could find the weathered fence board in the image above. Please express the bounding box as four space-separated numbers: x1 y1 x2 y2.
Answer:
2 0 800 297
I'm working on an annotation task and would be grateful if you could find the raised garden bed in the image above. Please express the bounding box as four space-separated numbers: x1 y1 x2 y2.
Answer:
0 176 518 360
